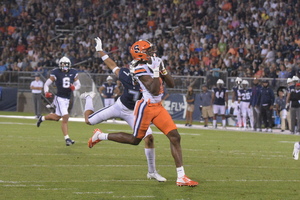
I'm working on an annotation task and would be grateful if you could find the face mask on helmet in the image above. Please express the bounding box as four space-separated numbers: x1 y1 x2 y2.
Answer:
130 40 153 61
235 77 242 86
59 56 71 72
241 80 248 89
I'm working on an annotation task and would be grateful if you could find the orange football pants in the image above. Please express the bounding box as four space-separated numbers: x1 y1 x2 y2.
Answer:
133 99 177 139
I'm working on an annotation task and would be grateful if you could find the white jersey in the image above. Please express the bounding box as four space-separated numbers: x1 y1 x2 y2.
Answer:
134 63 164 103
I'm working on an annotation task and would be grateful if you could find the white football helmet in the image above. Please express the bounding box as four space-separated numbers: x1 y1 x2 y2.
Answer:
106 76 113 81
235 77 242 85
287 78 293 84
241 80 249 88
59 56 71 72
292 76 299 82
217 79 224 85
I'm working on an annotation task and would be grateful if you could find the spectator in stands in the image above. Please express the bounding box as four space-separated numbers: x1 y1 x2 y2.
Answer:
0 0 300 96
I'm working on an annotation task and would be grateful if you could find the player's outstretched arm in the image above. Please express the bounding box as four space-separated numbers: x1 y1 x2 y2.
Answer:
95 37 120 77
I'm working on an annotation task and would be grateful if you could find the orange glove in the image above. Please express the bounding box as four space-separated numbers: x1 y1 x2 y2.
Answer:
70 84 75 91
45 92 53 98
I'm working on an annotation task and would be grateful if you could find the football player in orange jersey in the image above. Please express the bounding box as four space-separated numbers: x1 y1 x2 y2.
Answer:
88 38 198 187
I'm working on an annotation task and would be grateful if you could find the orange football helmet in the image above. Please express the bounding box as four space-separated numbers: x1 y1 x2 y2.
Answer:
130 40 153 61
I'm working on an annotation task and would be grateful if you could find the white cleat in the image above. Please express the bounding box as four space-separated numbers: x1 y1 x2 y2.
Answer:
147 172 167 182
293 142 299 160
80 91 96 99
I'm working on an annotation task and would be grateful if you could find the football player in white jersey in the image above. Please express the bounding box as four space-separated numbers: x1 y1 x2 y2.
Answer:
87 38 198 187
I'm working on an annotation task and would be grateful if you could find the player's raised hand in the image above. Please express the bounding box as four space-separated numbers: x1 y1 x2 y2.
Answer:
95 37 103 51
148 57 162 78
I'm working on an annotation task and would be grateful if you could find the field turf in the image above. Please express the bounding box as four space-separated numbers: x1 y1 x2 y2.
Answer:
0 111 300 200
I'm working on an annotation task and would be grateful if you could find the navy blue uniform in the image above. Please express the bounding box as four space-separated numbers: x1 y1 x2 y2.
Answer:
288 85 295 93
232 86 241 101
213 87 227 105
50 68 78 99
102 82 117 98
118 68 141 110
238 89 252 102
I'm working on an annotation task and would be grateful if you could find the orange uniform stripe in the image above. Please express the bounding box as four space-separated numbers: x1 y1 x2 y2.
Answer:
135 69 147 74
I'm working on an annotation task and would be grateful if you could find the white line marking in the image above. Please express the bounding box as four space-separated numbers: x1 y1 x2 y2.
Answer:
279 141 296 143
0 122 36 125
0 114 293 134
3 185 27 187
112 196 155 198
74 192 113 194
37 188 73 190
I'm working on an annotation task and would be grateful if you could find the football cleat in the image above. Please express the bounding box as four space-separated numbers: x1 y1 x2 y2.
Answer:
80 91 96 99
147 172 167 182
88 128 102 148
65 138 75 146
293 142 299 160
176 175 198 187
37 116 43 127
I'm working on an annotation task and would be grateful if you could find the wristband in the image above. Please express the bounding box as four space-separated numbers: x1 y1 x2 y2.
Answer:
112 67 120 73
101 55 109 61
153 70 160 78
160 69 168 75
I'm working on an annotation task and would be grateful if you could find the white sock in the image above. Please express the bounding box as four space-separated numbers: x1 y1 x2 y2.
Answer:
84 96 94 112
41 116 45 121
64 135 69 140
177 166 185 178
145 148 156 173
222 119 226 127
213 120 216 127
97 132 108 140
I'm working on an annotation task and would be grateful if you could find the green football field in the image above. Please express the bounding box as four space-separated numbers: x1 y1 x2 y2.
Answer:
1 111 300 200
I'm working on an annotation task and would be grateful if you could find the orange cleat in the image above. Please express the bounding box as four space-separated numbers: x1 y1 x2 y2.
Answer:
176 175 198 187
88 128 102 148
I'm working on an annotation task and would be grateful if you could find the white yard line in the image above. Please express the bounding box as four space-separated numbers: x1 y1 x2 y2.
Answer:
74 192 113 194
0 115 291 134
0 122 36 125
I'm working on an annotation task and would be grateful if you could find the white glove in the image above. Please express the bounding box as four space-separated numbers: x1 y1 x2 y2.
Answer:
94 37 103 51
148 56 162 78
129 60 138 74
